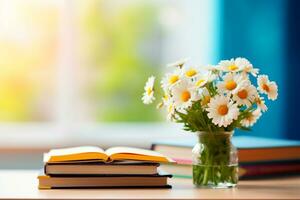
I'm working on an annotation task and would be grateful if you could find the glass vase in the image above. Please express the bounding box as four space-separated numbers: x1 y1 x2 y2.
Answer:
192 131 238 188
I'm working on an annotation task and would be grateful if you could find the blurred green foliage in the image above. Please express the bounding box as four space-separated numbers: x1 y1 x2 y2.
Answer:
78 0 163 122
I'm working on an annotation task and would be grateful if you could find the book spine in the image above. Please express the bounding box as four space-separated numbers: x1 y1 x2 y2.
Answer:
173 157 300 166
163 160 300 178
240 163 300 178
172 158 193 165
150 144 156 151
44 164 47 175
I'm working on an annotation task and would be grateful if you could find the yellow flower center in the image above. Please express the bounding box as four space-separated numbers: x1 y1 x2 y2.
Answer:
262 84 270 92
218 104 229 116
202 96 211 105
163 95 168 101
196 79 205 87
246 114 254 121
237 89 248 99
185 69 197 77
228 65 238 71
181 90 191 102
225 80 237 90
147 88 153 95
169 75 179 84
168 103 174 113
157 102 164 109
255 97 261 104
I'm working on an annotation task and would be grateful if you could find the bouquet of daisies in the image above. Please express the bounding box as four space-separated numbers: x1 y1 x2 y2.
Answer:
142 58 278 132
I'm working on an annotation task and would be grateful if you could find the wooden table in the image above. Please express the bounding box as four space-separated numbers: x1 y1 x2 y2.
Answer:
0 170 299 199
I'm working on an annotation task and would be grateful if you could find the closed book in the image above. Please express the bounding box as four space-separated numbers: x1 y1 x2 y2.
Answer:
240 161 300 178
44 161 159 175
160 161 300 179
152 136 300 178
38 171 172 189
152 136 300 163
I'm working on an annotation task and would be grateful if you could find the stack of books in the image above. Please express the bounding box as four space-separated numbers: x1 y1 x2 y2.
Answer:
152 136 300 179
38 146 174 189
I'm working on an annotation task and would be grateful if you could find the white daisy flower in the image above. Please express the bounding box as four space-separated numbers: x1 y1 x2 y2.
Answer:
195 77 207 88
200 87 211 106
218 58 244 73
171 79 200 110
167 58 190 68
194 74 208 88
206 71 218 82
235 57 259 76
257 75 278 100
235 57 259 77
254 95 268 112
218 73 249 95
183 66 200 79
204 64 220 72
142 76 156 104
206 95 239 127
194 71 217 88
161 69 182 91
241 109 262 127
157 92 171 109
204 64 222 77
164 97 176 121
243 66 259 77
232 84 257 107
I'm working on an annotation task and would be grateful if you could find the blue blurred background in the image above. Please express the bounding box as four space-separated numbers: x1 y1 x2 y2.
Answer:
219 0 299 140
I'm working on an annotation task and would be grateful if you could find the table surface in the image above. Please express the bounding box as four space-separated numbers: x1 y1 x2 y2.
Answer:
0 170 299 199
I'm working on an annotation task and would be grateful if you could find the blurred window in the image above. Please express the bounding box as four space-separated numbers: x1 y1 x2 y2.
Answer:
74 0 163 122
0 0 216 123
0 1 59 121
0 0 216 142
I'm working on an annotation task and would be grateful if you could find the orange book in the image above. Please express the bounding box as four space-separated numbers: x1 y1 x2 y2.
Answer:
238 147 300 162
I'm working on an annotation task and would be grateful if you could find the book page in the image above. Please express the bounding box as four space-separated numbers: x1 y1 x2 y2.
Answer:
105 147 174 163
45 146 107 163
49 146 105 156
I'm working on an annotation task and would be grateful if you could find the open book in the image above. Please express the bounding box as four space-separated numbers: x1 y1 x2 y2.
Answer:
44 146 174 163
